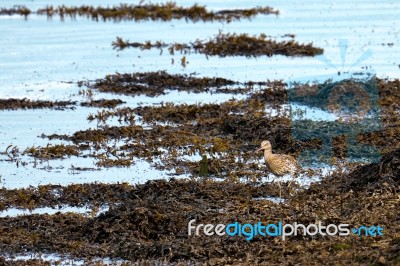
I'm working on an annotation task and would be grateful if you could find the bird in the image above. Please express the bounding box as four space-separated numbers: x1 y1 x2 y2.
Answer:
256 140 299 199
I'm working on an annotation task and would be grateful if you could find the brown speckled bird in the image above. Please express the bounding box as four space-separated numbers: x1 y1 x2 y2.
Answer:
256 140 299 199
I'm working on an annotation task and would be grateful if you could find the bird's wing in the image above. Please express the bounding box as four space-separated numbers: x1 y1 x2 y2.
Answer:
266 154 298 175
281 154 299 170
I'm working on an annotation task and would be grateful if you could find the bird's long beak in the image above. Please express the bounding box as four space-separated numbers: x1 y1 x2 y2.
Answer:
255 147 263 153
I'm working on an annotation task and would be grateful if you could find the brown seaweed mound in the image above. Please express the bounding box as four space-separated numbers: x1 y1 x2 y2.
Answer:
113 33 324 57
0 98 75 110
0 3 278 22
0 150 399 265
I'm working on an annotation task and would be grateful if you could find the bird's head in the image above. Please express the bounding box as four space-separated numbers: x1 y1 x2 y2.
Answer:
256 140 272 152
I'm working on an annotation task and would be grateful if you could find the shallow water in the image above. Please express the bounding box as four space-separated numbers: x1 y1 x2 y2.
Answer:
0 204 109 217
5 253 130 265
1 0 399 93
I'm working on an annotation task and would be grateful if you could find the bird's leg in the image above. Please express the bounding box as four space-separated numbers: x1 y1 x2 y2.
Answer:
288 177 295 195
288 173 299 195
277 178 282 200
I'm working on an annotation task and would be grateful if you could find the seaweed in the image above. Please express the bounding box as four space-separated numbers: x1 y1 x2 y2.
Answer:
0 98 76 110
112 32 324 57
0 160 398 264
80 99 125 108
87 71 265 97
0 3 278 23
